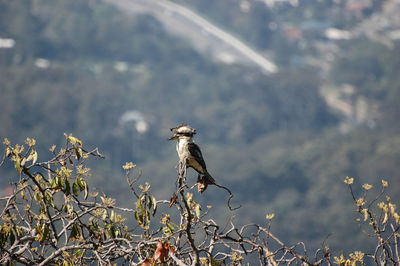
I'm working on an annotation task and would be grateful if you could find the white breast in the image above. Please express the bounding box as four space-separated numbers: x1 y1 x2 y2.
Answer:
176 138 190 162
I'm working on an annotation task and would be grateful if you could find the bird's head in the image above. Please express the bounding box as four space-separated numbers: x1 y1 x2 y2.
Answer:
168 124 196 141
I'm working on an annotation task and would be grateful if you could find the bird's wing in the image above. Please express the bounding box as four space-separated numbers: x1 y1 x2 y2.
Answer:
188 142 207 171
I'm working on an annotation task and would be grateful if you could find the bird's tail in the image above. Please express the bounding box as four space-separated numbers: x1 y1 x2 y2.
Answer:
204 171 216 184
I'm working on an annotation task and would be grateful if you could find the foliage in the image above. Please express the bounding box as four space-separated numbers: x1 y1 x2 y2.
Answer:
1 0 400 259
1 136 399 265
328 40 390 96
329 40 400 130
343 177 400 265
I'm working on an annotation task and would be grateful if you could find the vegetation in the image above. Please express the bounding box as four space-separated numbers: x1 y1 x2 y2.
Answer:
1 136 399 265
0 0 400 258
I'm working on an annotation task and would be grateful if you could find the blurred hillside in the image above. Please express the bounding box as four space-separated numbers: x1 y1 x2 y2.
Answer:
1 0 400 254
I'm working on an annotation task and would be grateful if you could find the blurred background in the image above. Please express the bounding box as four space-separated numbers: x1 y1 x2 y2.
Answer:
1 0 400 254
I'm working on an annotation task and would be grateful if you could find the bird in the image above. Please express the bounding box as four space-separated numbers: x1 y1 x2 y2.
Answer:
168 124 215 191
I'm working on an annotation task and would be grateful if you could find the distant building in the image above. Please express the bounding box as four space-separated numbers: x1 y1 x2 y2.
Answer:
325 28 353 40
119 110 149 134
346 0 372 18
261 0 299 8
284 27 303 41
0 38 15 48
35 58 50 68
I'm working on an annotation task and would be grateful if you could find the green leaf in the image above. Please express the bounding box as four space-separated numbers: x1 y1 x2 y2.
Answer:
9 229 15 246
58 176 64 190
14 157 22 173
70 224 80 241
84 183 88 200
134 210 143 225
163 223 175 237
74 147 82 160
26 148 38 166
102 209 108 221
42 224 50 241
110 210 115 222
52 176 63 190
77 177 84 188
73 180 80 197
68 136 82 146
65 179 71 195
20 157 26 167
44 190 54 207
75 248 82 257
194 204 201 219
116 227 121 238
146 210 150 223
105 223 115 238
148 195 153 210
51 176 57 188
35 224 42 239
31 149 38 165
64 204 73 215
77 178 88 200
34 191 42 202
136 198 144 214
168 223 174 232
20 190 26 200
151 196 157 216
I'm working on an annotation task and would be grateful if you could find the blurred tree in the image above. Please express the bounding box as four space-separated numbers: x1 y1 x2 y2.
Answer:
329 40 389 97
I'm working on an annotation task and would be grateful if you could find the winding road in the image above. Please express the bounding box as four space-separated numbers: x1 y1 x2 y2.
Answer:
107 0 278 74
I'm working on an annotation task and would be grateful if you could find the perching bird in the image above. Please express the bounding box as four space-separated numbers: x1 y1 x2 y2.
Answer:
168 125 215 191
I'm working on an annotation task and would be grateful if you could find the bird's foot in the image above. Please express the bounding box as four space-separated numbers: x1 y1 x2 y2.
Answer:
196 174 213 193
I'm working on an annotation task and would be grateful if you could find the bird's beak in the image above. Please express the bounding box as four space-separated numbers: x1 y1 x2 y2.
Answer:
168 135 179 141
